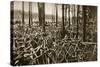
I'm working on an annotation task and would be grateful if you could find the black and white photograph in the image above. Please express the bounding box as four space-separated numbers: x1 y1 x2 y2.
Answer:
10 1 97 66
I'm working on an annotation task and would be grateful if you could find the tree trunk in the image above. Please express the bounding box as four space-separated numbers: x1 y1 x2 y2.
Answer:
65 5 67 26
68 5 70 27
73 5 75 25
42 3 45 33
38 3 42 26
83 6 87 41
56 4 58 27
22 1 24 26
62 4 65 38
10 1 14 65
52 5 54 23
29 2 32 27
76 5 79 39
38 3 45 33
